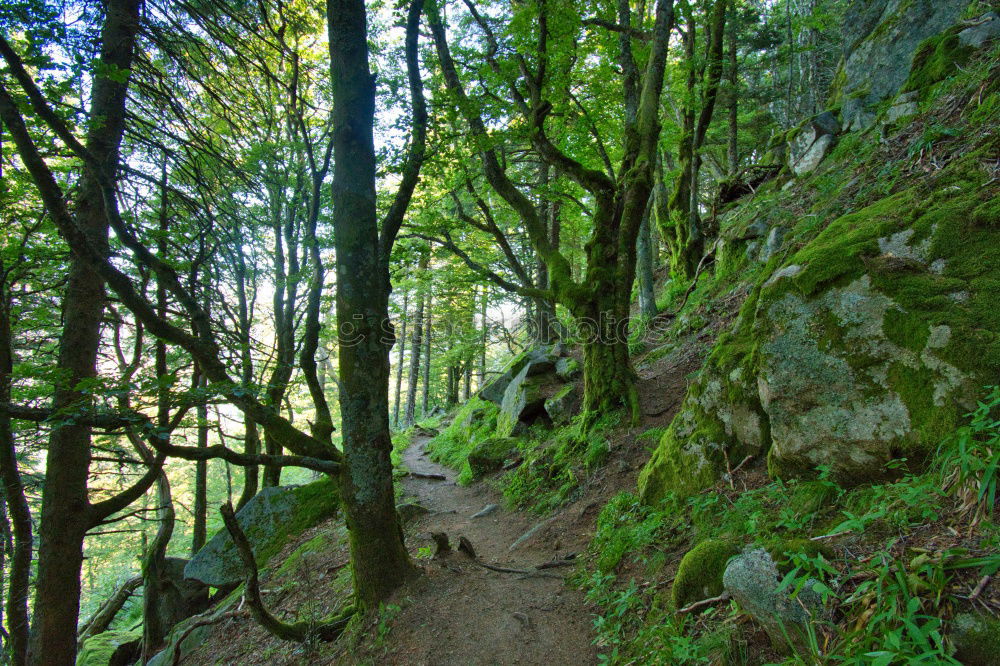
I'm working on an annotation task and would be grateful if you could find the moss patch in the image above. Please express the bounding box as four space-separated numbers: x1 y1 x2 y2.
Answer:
467 437 517 479
903 27 975 96
671 539 740 609
76 629 141 666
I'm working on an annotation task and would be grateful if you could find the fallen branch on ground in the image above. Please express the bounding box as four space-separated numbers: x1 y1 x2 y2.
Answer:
678 592 731 614
409 471 447 480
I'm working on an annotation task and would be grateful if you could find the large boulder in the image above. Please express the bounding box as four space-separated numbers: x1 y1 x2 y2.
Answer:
153 558 210 632
832 0 969 130
479 348 558 404
185 477 338 587
641 176 999 501
495 363 559 437
723 548 824 652
76 629 141 666
467 437 519 478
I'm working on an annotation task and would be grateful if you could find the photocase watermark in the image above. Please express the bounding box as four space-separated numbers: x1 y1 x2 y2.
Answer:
333 311 675 347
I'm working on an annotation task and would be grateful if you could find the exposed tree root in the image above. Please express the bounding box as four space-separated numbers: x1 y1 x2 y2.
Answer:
220 502 355 643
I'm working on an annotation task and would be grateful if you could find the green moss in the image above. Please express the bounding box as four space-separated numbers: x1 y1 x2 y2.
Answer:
426 397 500 482
827 60 847 109
638 408 729 503
670 539 740 609
788 480 840 517
764 538 834 576
952 612 1000 666
276 532 331 577
882 308 930 352
467 437 517 479
903 27 975 95
76 629 141 666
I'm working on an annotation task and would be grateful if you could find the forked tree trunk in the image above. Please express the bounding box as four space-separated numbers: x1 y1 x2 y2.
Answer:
28 2 140 662
328 0 415 608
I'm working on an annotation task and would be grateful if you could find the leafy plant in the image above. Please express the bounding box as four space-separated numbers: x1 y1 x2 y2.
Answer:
939 385 1000 523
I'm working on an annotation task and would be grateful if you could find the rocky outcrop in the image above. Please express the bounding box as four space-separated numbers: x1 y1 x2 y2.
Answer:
833 0 969 130
184 477 338 587
639 0 1000 503
482 345 581 436
153 558 210 633
642 165 998 501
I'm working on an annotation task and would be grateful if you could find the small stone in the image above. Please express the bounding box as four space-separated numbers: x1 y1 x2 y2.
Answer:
472 503 499 518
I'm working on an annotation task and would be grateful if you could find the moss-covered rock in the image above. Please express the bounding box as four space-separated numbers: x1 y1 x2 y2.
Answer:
903 25 976 95
671 539 740 609
544 384 578 424
496 364 553 438
951 612 1000 665
76 629 141 666
467 437 517 478
838 0 969 130
641 149 1000 501
723 547 825 653
184 476 339 586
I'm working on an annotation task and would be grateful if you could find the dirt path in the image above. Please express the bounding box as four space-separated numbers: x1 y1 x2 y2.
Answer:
374 436 599 666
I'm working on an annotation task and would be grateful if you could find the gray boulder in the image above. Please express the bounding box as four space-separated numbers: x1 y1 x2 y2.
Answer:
789 113 839 176
886 91 919 123
723 548 824 652
479 348 557 404
185 477 338 587
154 558 210 633
554 356 581 381
495 364 553 437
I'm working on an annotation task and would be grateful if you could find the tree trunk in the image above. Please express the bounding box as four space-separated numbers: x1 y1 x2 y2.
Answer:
636 195 658 319
404 262 425 425
727 26 739 175
0 262 31 666
393 290 408 427
28 2 140 663
235 234 259 510
192 371 208 553
422 296 432 416
328 0 415 609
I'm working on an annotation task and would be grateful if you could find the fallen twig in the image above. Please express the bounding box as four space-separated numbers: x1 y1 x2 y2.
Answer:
409 471 447 481
970 575 992 601
678 592 731 614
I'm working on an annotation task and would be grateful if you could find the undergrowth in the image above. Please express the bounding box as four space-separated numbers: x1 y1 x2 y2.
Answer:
578 387 1000 665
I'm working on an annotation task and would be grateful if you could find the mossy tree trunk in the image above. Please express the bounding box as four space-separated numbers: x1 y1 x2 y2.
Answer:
663 0 728 280
327 0 426 607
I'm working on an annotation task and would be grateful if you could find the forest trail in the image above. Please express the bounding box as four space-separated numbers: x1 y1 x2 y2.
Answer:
372 435 600 665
